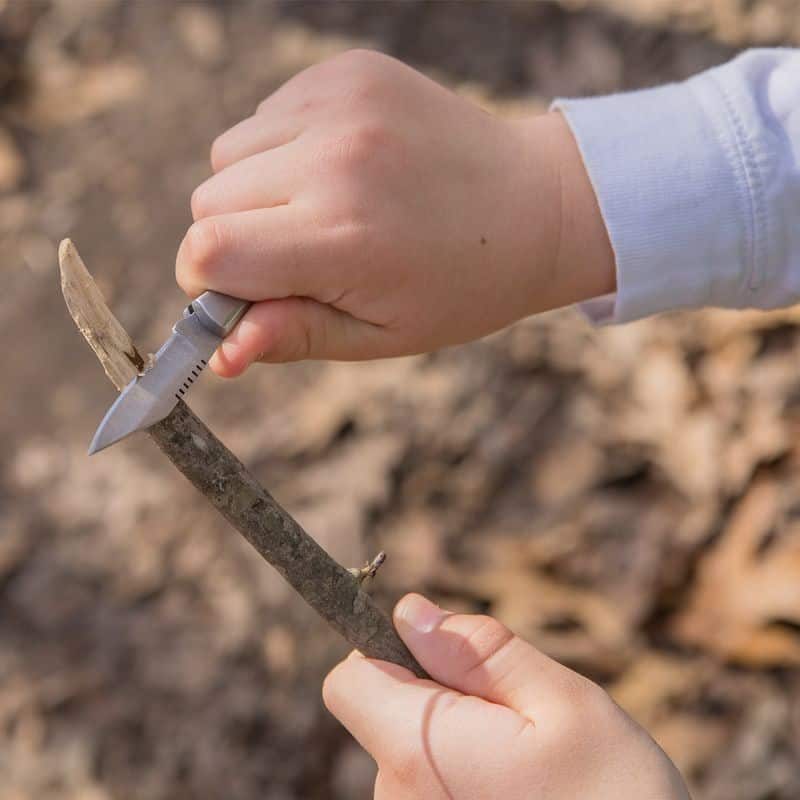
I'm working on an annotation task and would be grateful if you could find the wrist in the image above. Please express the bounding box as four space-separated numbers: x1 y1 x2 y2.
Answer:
515 111 616 314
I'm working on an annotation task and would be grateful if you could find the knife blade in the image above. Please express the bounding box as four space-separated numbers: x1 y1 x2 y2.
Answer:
88 291 250 455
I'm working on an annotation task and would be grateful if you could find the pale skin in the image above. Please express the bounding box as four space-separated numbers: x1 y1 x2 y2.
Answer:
177 50 688 798
324 594 690 799
176 48 614 375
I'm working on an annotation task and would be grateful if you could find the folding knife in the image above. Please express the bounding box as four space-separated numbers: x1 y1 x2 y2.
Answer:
88 291 250 454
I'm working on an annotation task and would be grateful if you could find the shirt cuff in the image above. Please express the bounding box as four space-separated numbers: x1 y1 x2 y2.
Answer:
552 70 758 324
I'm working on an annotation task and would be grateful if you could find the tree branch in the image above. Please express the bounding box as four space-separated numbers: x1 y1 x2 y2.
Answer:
59 239 426 678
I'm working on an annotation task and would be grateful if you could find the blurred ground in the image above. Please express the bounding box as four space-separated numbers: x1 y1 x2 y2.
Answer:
1 1 799 798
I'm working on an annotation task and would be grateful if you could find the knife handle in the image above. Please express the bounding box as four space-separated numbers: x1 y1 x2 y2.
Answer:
191 291 252 338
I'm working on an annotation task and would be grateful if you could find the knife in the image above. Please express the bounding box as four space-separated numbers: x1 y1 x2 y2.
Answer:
88 291 250 455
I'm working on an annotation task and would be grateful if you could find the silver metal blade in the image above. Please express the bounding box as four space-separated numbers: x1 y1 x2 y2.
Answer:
88 313 221 454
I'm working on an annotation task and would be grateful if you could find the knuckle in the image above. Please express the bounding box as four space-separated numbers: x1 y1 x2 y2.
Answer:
550 675 619 740
190 181 213 220
319 122 398 183
255 49 389 117
334 51 398 112
455 615 515 675
581 681 619 722
333 48 386 78
343 122 393 167
326 51 392 112
568 674 614 716
209 134 229 172
181 218 225 281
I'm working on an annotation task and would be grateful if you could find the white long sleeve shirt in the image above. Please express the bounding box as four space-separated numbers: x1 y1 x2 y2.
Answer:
552 48 800 324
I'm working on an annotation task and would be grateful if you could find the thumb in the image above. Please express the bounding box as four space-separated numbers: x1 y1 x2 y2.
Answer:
209 296 386 376
394 593 583 721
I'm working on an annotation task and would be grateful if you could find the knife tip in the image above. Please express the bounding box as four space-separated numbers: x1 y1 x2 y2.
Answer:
87 429 110 456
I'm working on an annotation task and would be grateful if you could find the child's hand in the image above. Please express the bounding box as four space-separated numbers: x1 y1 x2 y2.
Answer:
323 594 688 799
176 50 614 376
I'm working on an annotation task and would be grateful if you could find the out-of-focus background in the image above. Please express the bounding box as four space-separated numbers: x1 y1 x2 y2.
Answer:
2 1 800 798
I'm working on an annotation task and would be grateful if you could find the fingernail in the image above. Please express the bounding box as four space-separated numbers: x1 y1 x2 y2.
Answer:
347 650 365 661
397 594 447 634
216 341 249 376
220 339 239 361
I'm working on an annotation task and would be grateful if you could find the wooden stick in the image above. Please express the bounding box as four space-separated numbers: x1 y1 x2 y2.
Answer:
59 239 426 678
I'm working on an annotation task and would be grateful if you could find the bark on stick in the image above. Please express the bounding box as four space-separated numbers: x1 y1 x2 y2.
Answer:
58 238 426 678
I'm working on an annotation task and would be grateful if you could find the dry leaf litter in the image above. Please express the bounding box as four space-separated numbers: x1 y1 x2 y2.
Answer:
1 2 799 798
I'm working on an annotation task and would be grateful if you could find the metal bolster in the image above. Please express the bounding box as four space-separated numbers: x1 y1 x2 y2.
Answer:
190 291 251 338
